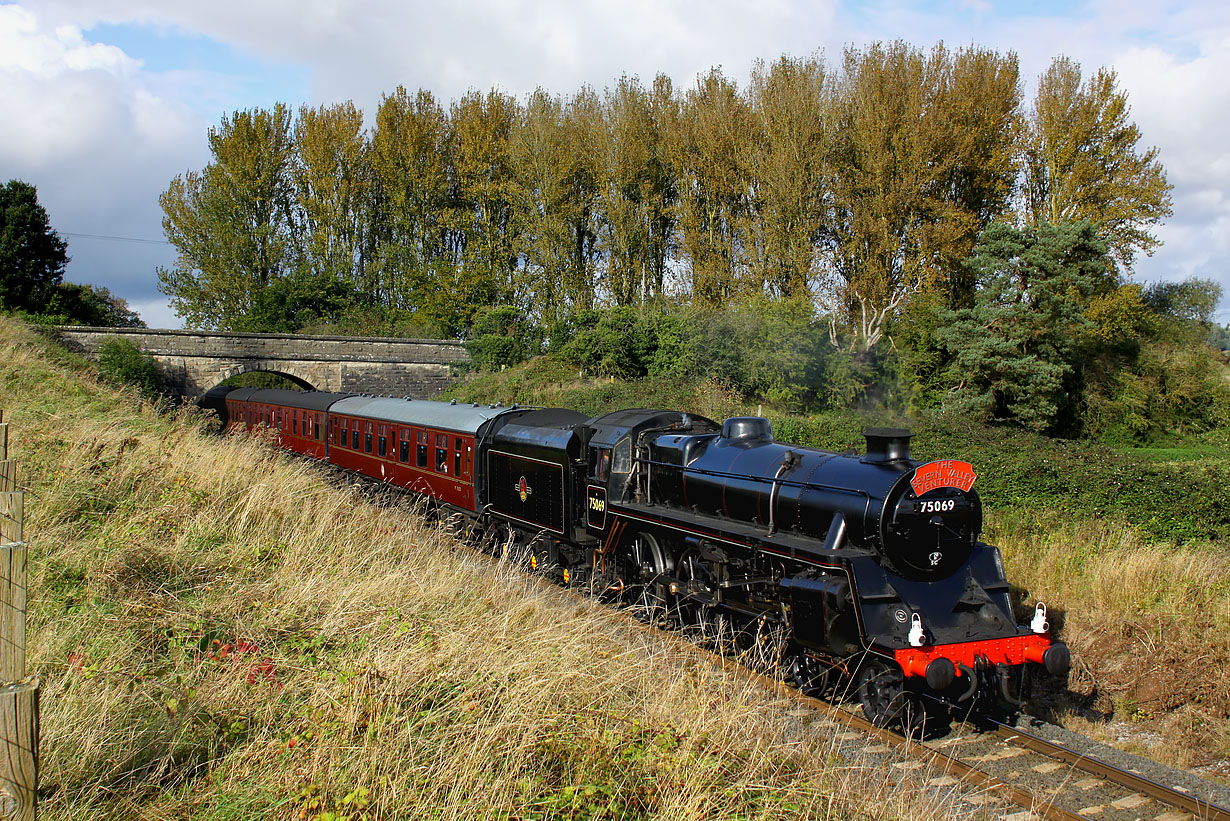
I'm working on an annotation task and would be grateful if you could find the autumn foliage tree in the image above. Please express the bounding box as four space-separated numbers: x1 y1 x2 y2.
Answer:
156 43 1177 378
1023 57 1172 270
159 105 296 329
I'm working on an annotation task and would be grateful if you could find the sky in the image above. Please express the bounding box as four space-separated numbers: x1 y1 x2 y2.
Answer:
3 0 1230 328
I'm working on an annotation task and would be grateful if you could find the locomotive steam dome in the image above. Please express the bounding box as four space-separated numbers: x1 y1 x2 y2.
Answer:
720 416 773 445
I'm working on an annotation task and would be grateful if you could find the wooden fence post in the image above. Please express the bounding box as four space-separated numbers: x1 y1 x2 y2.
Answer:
0 410 36 821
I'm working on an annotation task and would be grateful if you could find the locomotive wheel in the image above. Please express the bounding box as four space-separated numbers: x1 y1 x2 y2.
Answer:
627 532 673 627
673 550 716 638
855 658 924 734
785 651 843 701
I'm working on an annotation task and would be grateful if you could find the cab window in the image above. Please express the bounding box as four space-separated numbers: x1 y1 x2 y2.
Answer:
611 437 632 474
593 448 611 481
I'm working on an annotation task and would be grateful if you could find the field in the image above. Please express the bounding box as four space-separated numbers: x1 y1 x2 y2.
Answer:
5 316 988 819
7 316 1229 819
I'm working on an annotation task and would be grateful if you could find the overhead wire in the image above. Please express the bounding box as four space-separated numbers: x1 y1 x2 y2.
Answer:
62 232 170 246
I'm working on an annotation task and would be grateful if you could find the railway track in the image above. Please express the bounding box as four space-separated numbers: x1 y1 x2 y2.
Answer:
579 589 1229 819
511 561 1230 819
924 716 1230 820
735 656 1230 820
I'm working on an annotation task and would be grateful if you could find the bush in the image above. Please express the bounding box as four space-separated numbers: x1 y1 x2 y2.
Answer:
97 336 163 399
555 298 836 409
464 306 542 371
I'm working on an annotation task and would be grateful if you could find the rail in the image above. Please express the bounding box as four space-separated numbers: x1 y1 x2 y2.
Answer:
989 717 1230 820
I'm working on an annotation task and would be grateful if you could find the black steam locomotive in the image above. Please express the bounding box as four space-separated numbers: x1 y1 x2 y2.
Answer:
206 386 1070 730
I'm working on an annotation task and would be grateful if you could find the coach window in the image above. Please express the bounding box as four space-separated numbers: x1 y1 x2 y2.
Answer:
417 431 428 467
453 437 462 476
435 434 449 473
611 437 632 474
399 429 410 463
292 412 299 435
378 425 388 458
364 422 373 454
351 423 360 450
463 444 473 480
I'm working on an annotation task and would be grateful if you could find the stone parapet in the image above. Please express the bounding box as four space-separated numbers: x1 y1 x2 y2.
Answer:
55 326 469 400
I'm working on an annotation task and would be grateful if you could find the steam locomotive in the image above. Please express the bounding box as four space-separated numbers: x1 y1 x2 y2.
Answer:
203 385 1069 730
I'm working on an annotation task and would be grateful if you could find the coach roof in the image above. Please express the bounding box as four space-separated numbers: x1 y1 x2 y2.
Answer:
328 395 516 434
243 388 353 412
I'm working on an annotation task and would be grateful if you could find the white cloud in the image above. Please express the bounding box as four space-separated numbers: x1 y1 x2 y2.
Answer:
1 3 207 320
128 296 181 329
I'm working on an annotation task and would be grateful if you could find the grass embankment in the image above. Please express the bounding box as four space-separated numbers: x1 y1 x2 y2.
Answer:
451 357 1230 775
6 317 974 820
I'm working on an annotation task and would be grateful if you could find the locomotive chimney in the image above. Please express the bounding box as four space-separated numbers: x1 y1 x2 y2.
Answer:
862 427 912 464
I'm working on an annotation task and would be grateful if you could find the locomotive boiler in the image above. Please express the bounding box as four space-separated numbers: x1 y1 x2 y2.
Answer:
210 386 1069 731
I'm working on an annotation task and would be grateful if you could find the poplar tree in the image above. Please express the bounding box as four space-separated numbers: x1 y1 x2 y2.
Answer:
1023 57 1172 270
824 42 1020 347
513 90 574 322
746 56 830 298
513 88 602 324
598 74 677 305
369 87 453 315
159 105 296 329
673 68 756 304
293 102 370 291
446 90 521 329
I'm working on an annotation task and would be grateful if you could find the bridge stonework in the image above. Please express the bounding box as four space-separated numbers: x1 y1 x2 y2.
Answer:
55 327 469 400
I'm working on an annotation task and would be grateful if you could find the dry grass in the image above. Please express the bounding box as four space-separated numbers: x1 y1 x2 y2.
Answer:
3 317 1001 819
991 511 1230 772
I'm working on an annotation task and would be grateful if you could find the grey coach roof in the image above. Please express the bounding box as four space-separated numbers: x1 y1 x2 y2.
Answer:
244 388 353 412
329 395 516 434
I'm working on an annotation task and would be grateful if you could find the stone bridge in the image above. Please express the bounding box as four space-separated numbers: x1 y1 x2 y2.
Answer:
56 326 469 400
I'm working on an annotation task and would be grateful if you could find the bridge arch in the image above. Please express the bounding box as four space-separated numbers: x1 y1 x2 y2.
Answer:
212 363 318 393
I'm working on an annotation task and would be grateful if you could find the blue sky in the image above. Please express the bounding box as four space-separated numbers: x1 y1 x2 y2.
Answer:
86 21 310 113
3 0 1229 328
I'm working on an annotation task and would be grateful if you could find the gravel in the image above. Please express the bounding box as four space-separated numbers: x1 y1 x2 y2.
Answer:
1013 713 1230 812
